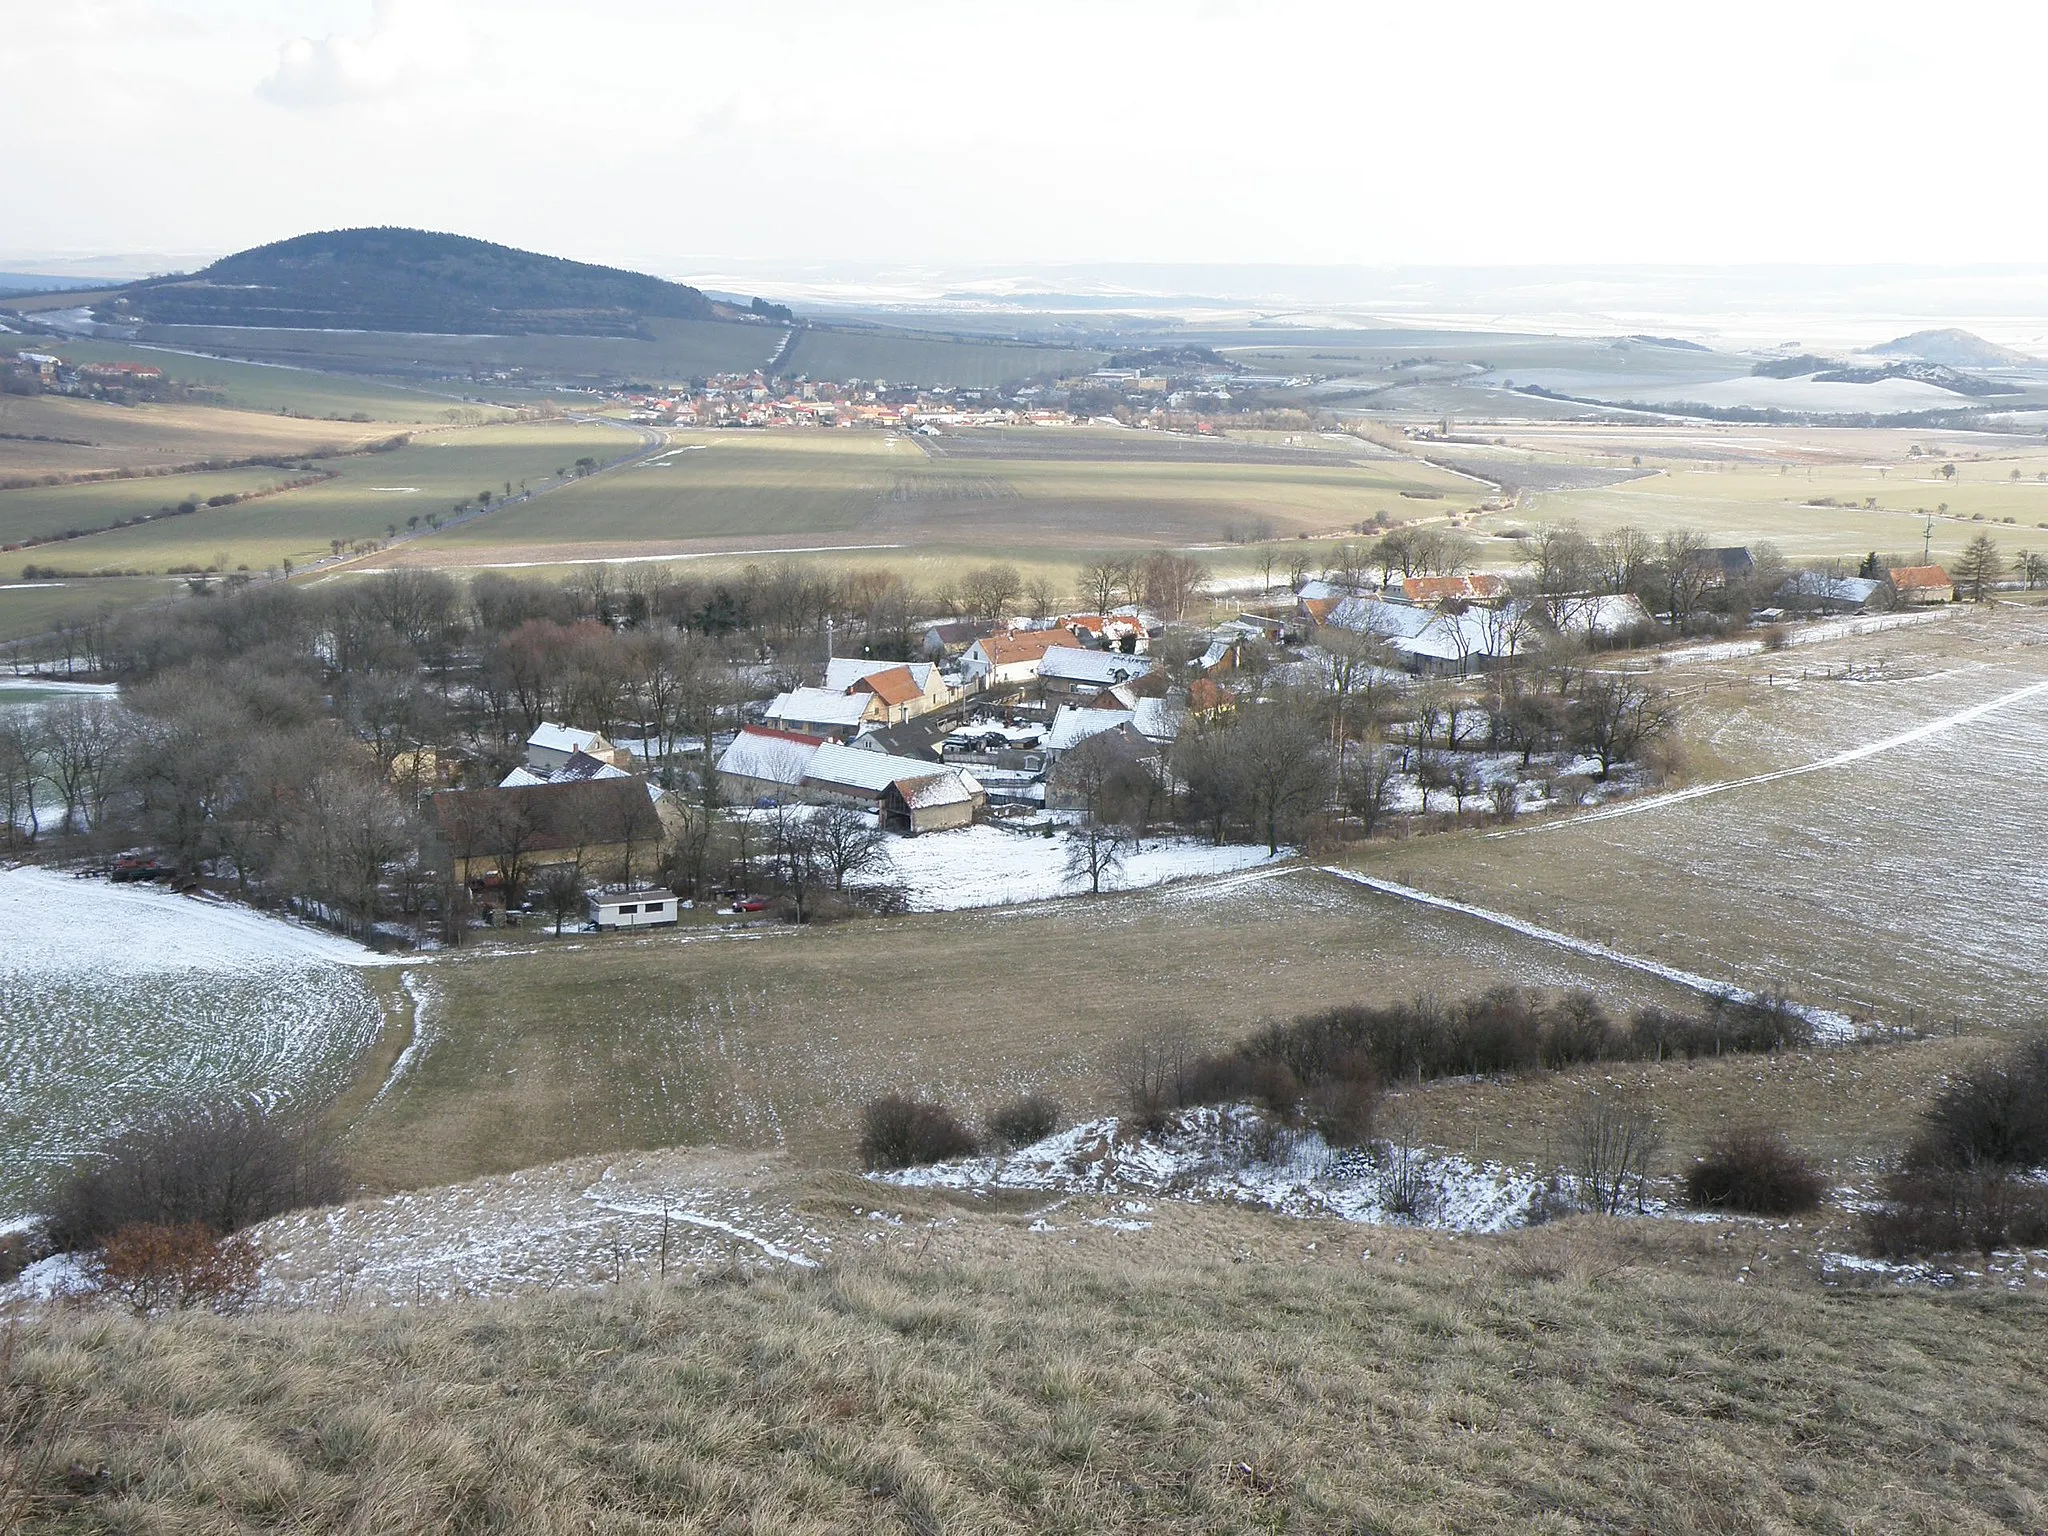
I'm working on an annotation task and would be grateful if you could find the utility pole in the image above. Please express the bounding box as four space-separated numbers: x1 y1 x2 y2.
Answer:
1923 517 1934 564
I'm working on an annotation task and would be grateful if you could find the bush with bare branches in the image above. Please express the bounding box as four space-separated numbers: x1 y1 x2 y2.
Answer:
83 1223 261 1315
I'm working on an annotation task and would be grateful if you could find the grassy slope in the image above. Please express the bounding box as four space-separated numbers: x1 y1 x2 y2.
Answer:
3 336 468 422
349 871 1709 1196
132 317 785 385
10 1226 2046 1533
781 327 1100 388
12 419 632 575
405 429 1471 566
1341 605 2048 1029
0 466 300 548
0 576 178 643
0 394 420 482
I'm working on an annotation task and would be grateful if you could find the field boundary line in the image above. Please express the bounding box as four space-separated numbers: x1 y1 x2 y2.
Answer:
1316 866 1856 1034
1506 676 2048 835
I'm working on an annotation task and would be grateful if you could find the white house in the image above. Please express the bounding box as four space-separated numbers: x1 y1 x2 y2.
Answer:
1038 647 1155 705
762 688 871 741
525 722 630 774
588 888 680 930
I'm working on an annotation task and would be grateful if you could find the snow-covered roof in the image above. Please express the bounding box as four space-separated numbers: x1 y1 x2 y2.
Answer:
1779 573 1882 606
499 752 630 789
526 721 604 755
824 657 936 693
1132 696 1186 742
895 773 976 810
806 742 983 798
764 688 870 728
1326 596 1523 663
1046 707 1133 752
716 729 821 787
1199 639 1233 671
1552 592 1656 635
1040 648 1154 686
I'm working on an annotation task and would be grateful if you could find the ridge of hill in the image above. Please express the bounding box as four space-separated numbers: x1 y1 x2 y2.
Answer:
1869 327 2034 367
97 227 758 340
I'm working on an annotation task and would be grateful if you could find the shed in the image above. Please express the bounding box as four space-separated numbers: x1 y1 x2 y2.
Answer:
882 774 979 835
588 888 680 930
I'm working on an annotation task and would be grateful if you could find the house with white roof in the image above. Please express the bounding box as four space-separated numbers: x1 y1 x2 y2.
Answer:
715 728 824 803
713 729 985 833
500 749 632 789
762 688 872 741
1777 573 1883 615
1038 647 1155 706
1323 596 1526 677
525 722 631 774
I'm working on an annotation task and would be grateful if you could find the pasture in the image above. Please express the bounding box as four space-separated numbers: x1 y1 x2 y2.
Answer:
9 418 633 576
135 316 787 386
778 326 1100 387
2 335 471 422
0 575 180 643
346 867 1714 1197
1345 605 2048 1030
0 391 422 482
381 426 1473 575
0 463 301 549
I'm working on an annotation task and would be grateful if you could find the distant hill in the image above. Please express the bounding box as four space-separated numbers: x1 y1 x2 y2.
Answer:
98 228 749 339
1869 328 2033 368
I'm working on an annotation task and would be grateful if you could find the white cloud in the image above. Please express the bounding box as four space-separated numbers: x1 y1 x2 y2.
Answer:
258 0 467 109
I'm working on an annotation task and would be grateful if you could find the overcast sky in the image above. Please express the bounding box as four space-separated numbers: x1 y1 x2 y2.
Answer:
5 0 2044 280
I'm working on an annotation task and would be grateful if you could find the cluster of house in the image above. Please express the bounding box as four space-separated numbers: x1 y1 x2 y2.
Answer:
4 350 163 397
717 608 1241 830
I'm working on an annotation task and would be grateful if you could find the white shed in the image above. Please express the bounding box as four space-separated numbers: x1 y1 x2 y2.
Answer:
588 888 681 930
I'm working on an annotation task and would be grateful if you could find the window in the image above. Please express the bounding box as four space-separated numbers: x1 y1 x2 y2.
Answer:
617 904 638 915
646 902 665 913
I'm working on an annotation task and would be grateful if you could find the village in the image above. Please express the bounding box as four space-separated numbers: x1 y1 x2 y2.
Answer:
332 530 1985 942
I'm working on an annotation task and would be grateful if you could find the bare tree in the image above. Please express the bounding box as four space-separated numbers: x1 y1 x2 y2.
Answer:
1571 677 1678 779
38 696 131 836
1658 530 1717 630
1564 1093 1664 1215
1064 817 1129 895
811 802 888 891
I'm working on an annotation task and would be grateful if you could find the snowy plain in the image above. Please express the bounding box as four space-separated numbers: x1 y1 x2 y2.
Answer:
852 824 1288 911
0 868 399 1217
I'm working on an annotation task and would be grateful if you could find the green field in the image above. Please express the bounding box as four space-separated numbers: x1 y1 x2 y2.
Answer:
780 326 1099 387
0 464 304 549
404 428 1473 571
131 316 785 387
10 418 633 575
0 574 181 642
2 335 475 423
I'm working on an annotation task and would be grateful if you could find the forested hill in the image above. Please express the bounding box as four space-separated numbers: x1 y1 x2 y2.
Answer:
103 228 741 338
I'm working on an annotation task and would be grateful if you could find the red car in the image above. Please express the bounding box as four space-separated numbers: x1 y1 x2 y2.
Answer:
731 896 769 913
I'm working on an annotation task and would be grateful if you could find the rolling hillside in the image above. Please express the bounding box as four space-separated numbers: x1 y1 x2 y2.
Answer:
99 228 749 339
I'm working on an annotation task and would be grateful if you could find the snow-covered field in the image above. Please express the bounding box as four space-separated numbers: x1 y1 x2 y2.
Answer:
855 825 1288 911
0 868 399 1217
883 1106 1549 1232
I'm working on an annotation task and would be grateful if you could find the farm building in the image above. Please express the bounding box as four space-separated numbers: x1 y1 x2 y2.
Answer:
1546 592 1658 636
961 629 1083 687
525 722 631 774
922 621 986 658
1397 573 1509 607
762 687 871 741
715 727 825 802
588 888 680 930
1038 646 1155 706
1778 573 1883 614
1045 706 1135 758
880 774 980 835
1323 596 1525 677
1888 564 1955 605
1706 548 1756 587
713 730 985 831
433 777 671 894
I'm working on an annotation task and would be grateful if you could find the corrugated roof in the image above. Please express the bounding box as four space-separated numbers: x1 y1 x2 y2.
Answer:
716 729 821 786
526 721 604 754
806 742 981 797
1040 648 1153 686
1046 707 1132 752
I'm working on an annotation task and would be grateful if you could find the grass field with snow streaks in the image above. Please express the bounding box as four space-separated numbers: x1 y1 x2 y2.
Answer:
0 869 392 1216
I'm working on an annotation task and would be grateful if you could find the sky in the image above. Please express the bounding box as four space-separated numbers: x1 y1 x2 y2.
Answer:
5 0 2047 284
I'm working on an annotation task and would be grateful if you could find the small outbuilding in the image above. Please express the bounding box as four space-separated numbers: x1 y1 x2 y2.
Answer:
588 888 680 930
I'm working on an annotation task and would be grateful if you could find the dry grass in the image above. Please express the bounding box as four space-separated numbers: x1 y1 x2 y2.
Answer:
8 1220 2048 1532
346 871 1712 1195
0 394 412 482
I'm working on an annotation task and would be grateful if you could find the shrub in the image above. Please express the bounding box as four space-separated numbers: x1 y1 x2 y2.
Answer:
859 1096 978 1171
44 1099 346 1250
1683 1126 1826 1214
1564 1094 1663 1215
83 1223 261 1315
1910 1034 2048 1172
986 1095 1061 1149
1865 1169 2048 1260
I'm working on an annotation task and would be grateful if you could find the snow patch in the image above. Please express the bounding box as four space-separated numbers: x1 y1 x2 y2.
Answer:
852 824 1288 911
